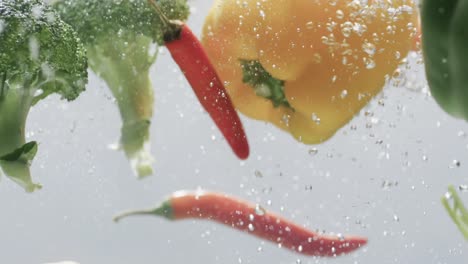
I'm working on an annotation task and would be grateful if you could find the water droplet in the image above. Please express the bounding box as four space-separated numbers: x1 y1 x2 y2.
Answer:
311 113 321 124
305 21 314 29
459 185 468 192
313 53 322 63
297 245 303 252
249 214 255 221
444 191 453 200
340 89 348 99
282 114 291 126
341 21 353 37
336 10 344 19
450 160 461 168
259 10 266 19
395 51 401 59
353 22 366 36
364 58 376 69
331 75 338 83
321 36 329 43
308 148 319 156
362 42 376 56
255 204 266 216
337 233 345 241
254 170 263 178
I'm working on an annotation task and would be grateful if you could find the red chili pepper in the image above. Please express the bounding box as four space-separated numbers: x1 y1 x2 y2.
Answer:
148 0 249 159
114 190 368 257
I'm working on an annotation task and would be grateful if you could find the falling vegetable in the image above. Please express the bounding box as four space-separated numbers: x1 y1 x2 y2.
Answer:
201 0 419 144
421 0 468 120
114 190 367 257
442 185 468 240
0 0 88 192
53 0 190 177
146 0 249 159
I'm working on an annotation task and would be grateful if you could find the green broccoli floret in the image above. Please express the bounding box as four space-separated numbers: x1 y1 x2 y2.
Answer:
52 0 190 178
0 0 88 192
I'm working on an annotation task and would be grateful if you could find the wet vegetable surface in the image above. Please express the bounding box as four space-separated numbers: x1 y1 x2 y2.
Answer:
202 0 419 144
421 0 468 120
115 190 367 257
0 1 467 264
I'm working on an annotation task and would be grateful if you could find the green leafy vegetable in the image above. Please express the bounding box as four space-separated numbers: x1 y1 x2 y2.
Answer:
53 0 190 178
0 0 88 192
421 0 468 120
442 185 468 240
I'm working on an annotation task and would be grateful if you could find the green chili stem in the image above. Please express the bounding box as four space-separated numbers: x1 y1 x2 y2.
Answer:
114 201 173 222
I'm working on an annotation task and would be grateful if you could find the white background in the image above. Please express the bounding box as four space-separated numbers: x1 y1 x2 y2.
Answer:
0 1 467 263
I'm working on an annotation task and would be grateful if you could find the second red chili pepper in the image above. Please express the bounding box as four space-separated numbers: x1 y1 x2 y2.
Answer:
148 0 249 159
114 190 368 257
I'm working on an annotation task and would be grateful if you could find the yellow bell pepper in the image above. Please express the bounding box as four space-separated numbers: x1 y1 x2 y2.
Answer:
202 0 419 144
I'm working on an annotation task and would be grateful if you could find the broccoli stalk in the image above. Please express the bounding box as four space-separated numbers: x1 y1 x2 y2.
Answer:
0 0 88 192
53 0 190 178
87 34 155 177
0 73 40 192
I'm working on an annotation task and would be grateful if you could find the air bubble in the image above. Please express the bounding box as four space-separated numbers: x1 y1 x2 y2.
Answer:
450 160 461 168
249 214 255 221
308 148 319 156
341 21 353 37
362 42 376 56
311 113 321 124
336 10 344 19
254 170 263 178
255 204 266 216
364 58 376 69
340 90 348 99
305 21 314 29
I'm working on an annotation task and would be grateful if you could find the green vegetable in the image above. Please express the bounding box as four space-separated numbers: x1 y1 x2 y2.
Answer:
442 185 468 240
0 0 88 192
421 0 468 119
53 0 190 178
